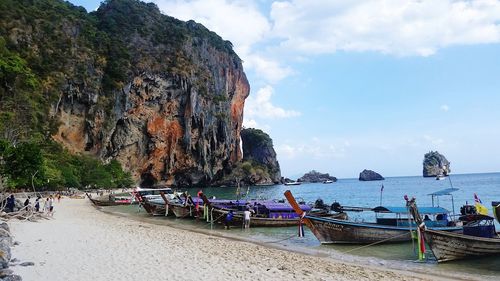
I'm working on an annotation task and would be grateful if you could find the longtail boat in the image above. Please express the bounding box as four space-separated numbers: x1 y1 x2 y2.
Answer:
284 190 461 244
408 198 500 262
86 193 133 206
492 201 500 224
159 192 202 218
199 192 331 227
133 187 176 216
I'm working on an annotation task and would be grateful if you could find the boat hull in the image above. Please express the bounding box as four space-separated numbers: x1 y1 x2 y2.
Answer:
170 204 199 218
492 202 500 224
209 208 347 227
424 229 500 262
87 196 132 207
141 201 172 216
210 208 302 227
306 216 412 244
305 216 461 244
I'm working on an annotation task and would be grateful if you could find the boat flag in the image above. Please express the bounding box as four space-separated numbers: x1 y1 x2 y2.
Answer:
473 193 488 215
474 193 482 204
379 185 384 206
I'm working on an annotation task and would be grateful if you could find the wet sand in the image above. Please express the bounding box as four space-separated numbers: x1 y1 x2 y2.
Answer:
7 198 484 281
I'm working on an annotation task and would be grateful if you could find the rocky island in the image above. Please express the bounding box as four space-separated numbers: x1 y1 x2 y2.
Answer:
359 169 384 181
297 170 337 183
423 151 450 177
221 128 281 186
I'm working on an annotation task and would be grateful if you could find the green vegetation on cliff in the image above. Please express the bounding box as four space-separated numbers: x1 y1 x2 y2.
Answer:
0 0 239 141
221 128 281 185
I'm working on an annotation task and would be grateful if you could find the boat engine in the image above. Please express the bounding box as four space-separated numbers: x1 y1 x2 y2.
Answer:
331 202 343 213
314 199 327 209
460 204 477 216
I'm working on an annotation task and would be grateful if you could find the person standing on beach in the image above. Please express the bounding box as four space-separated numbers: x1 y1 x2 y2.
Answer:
243 208 252 229
43 197 50 213
6 194 15 213
48 195 54 216
34 196 41 212
24 196 31 210
225 210 234 229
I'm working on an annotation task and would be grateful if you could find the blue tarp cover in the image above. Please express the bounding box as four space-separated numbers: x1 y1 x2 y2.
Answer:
427 188 459 196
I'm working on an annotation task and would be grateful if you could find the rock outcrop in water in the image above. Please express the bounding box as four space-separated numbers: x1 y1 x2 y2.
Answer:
359 169 384 181
239 128 281 184
298 170 337 183
423 151 450 177
1 0 250 187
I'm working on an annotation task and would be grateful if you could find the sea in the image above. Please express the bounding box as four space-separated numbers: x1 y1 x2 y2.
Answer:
105 172 500 279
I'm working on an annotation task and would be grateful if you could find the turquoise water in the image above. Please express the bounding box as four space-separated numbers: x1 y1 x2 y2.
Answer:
106 172 500 278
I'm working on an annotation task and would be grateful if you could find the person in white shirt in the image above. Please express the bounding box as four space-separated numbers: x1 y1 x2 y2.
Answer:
243 207 254 229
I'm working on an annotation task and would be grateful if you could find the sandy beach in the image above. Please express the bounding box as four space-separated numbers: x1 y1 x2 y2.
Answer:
6 198 485 281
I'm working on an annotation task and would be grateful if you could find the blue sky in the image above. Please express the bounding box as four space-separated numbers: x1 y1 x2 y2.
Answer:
70 0 500 178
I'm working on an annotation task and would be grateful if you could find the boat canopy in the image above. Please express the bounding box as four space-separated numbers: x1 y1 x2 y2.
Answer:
427 188 459 196
372 206 449 214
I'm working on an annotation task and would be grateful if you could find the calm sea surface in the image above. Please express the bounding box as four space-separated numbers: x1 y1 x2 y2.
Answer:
106 172 500 278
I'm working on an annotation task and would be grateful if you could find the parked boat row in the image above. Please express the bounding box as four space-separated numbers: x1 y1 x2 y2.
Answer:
87 186 499 263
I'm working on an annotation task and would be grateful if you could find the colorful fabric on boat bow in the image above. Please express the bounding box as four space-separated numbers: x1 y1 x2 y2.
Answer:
474 193 488 215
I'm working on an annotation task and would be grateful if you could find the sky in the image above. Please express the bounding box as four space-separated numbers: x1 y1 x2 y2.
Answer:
70 0 500 179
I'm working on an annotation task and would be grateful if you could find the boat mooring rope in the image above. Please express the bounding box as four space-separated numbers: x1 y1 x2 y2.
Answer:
263 234 298 244
342 232 411 254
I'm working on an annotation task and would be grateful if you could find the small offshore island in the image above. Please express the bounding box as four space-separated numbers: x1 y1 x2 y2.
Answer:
1 1 499 281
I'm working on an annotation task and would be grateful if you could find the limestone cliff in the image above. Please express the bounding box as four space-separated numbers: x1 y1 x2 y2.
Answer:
240 128 281 184
1 0 249 186
423 151 450 177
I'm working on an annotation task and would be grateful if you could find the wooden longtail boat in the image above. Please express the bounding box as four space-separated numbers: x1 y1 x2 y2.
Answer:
199 193 331 227
133 187 175 216
285 190 462 244
492 201 500 224
86 193 133 207
159 192 201 218
408 199 500 262
208 207 347 227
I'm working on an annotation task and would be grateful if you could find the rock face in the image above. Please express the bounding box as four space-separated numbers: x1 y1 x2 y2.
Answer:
423 151 450 177
298 170 337 183
240 128 281 184
1 0 249 186
359 169 384 181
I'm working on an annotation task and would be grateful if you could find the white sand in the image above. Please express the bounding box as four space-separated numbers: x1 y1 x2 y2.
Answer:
7 198 479 281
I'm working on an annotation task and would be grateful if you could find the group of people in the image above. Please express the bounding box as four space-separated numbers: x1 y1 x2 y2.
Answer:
5 194 59 216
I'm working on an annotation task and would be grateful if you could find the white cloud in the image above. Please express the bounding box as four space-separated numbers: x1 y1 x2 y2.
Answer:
423 135 445 145
244 54 294 83
245 85 301 119
154 0 270 54
270 0 500 56
276 138 350 160
440 104 450 112
153 0 293 83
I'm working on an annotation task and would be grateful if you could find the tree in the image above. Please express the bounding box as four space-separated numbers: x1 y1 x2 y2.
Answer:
3 142 45 188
